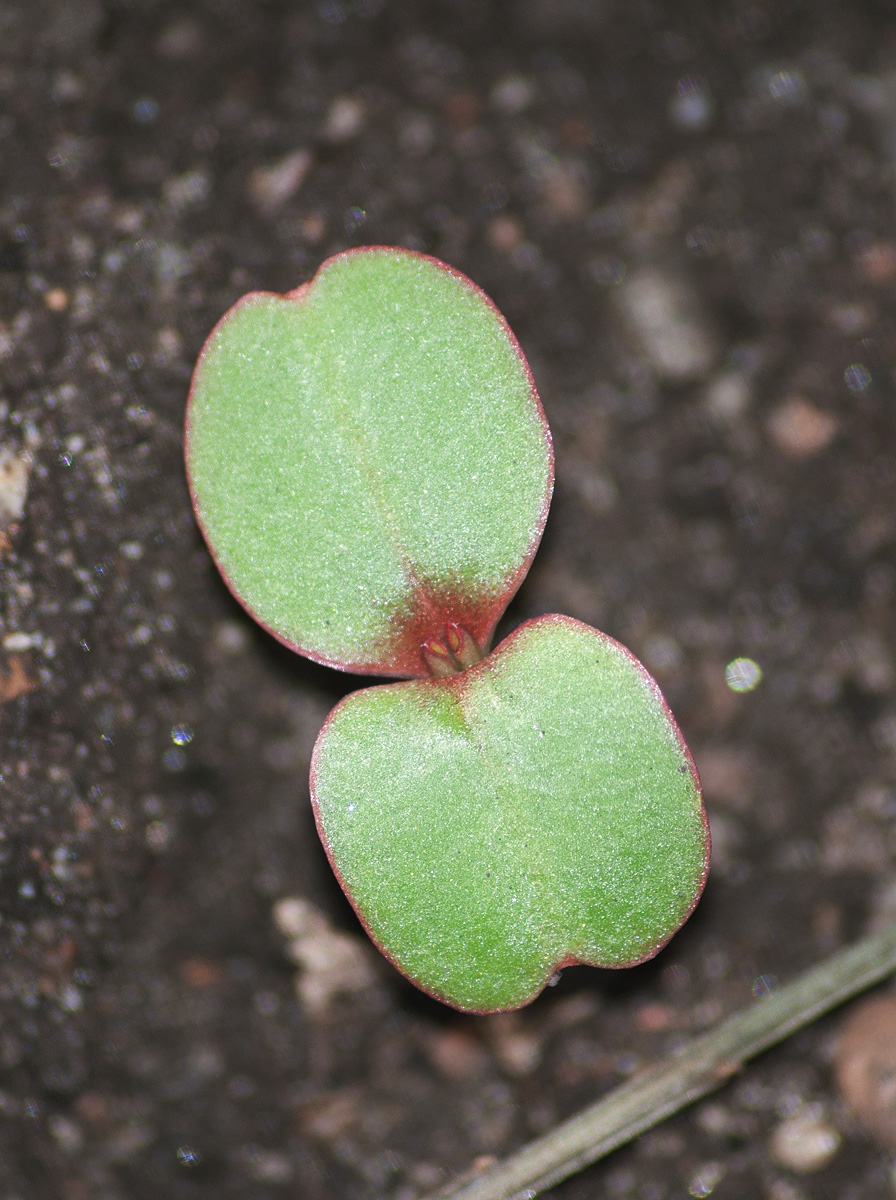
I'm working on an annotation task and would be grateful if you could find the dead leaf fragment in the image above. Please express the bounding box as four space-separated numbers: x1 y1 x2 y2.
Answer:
834 994 896 1147
273 896 376 1017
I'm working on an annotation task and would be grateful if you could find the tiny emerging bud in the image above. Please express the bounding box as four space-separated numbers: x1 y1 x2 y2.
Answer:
421 626 485 677
421 638 459 678
446 623 483 670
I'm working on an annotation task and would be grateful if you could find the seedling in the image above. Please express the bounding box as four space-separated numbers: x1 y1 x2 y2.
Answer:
185 246 709 1012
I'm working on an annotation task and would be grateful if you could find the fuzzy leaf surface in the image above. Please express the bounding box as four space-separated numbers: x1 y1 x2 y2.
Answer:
185 247 552 676
311 615 709 1012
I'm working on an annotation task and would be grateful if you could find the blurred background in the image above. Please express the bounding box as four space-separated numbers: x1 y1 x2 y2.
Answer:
3 1 896 1196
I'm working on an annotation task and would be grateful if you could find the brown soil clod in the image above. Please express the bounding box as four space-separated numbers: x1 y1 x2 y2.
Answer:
834 994 896 1148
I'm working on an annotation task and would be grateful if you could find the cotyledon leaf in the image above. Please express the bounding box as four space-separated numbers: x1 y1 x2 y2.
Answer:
310 614 710 1013
185 246 553 677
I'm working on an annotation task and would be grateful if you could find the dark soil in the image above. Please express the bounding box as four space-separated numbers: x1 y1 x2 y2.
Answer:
3 2 896 1197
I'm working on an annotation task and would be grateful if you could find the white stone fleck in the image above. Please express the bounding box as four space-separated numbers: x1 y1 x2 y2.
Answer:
0 449 31 528
250 150 313 214
491 75 534 115
2 632 34 652
59 984 83 1013
163 169 210 211
323 96 364 142
615 265 717 384
705 371 751 423
48 1114 83 1153
211 619 251 656
246 1149 294 1184
769 1105 840 1173
670 78 714 131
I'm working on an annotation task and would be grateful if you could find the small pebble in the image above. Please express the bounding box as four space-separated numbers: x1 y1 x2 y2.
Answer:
298 1087 361 1140
857 240 896 282
705 371 751 423
145 820 170 851
767 1181 806 1200
643 633 682 674
211 619 251 656
322 96 364 142
44 288 68 312
156 16 203 58
246 1149 293 1184
472 1155 498 1175
250 150 313 214
444 91 479 129
490 75 533 115
0 656 36 703
424 1027 489 1080
561 116 592 148
301 213 326 244
48 1113 83 1153
74 1092 108 1124
0 449 31 527
482 1013 541 1076
59 984 84 1013
669 77 714 131
487 215 524 252
398 112 435 155
635 1002 675 1032
163 169 209 211
540 164 588 218
154 327 182 364
615 265 717 384
695 1103 734 1136
766 397 837 458
827 301 871 336
179 957 223 989
3 631 34 652
834 994 896 1147
769 1105 840 1173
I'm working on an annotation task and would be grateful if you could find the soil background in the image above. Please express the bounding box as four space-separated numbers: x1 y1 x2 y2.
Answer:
3 1 896 1197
